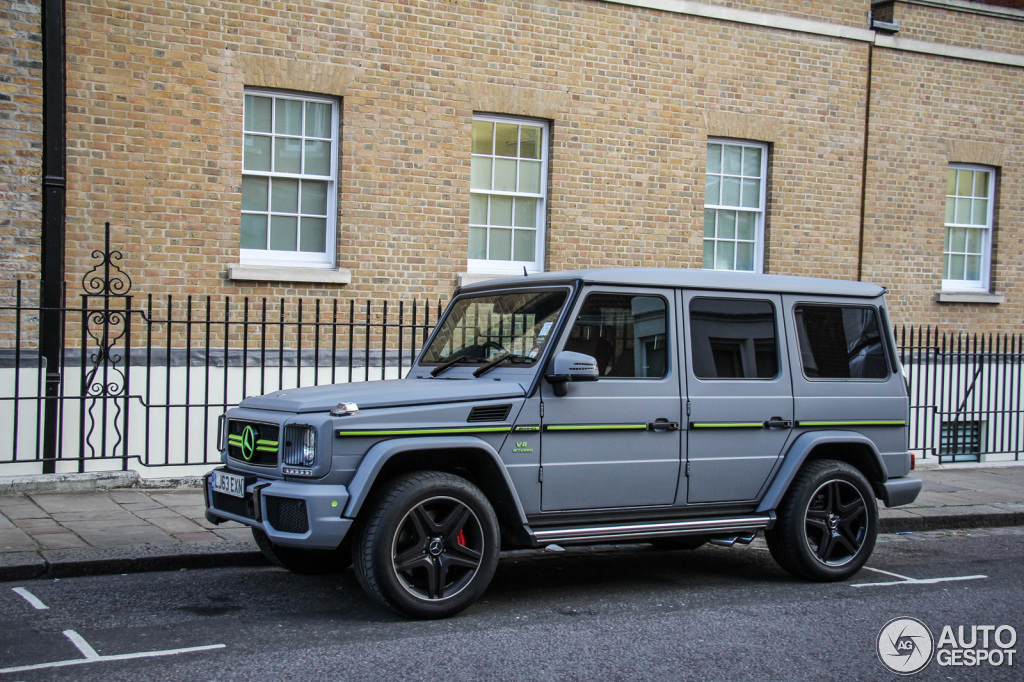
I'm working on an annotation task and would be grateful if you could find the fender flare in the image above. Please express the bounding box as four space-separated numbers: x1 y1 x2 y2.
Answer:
756 430 887 514
341 436 529 525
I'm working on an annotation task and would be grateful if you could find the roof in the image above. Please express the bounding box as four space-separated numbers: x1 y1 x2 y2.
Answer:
459 268 886 298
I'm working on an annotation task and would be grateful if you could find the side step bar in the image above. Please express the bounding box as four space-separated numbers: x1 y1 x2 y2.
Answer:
527 514 774 546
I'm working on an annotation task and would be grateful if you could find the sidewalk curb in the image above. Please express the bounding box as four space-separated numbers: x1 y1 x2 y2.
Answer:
1 512 1021 583
0 472 205 494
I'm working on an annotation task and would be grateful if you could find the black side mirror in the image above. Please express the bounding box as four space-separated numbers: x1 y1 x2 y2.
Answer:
545 351 600 396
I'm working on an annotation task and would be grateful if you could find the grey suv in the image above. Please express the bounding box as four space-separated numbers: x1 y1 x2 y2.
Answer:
205 269 921 618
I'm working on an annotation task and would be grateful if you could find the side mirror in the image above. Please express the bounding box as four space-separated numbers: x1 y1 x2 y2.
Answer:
545 351 600 396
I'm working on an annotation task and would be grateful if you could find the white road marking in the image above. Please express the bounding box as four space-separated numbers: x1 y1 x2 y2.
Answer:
0 630 225 675
862 566 915 581
11 587 48 610
852 573 987 588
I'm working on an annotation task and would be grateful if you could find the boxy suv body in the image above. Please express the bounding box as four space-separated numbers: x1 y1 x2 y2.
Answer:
205 269 921 618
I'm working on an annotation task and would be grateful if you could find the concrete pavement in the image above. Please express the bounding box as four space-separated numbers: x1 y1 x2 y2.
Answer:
1 462 1023 582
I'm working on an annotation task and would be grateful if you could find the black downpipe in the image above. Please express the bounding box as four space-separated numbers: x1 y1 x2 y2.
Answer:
40 0 66 473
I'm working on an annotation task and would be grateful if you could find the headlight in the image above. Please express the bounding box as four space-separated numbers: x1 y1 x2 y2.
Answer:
283 424 317 474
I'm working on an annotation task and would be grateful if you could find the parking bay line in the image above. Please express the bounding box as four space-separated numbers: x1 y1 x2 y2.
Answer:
11 587 48 611
852 566 987 588
0 630 225 675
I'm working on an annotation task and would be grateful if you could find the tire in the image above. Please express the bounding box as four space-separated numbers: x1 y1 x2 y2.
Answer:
252 527 351 574
765 459 878 581
353 471 500 619
650 535 707 551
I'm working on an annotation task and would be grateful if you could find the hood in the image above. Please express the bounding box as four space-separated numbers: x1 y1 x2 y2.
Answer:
238 377 528 414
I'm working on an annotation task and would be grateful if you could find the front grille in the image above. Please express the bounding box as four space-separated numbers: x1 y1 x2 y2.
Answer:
467 404 512 423
226 420 280 466
265 496 309 534
211 490 256 520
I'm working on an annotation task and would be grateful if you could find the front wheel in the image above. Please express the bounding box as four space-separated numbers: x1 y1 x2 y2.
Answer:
765 459 877 581
353 472 500 619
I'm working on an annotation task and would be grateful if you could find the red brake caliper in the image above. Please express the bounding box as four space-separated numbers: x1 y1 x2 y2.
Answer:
457 529 466 546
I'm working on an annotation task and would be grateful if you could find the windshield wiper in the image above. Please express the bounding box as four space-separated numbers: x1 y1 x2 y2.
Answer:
473 351 531 377
430 354 482 377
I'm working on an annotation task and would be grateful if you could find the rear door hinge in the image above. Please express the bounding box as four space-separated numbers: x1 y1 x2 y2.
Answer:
685 461 690 477
686 400 691 416
538 466 544 482
539 402 544 418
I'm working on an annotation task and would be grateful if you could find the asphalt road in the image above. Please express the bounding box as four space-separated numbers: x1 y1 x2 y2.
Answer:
2 528 1022 681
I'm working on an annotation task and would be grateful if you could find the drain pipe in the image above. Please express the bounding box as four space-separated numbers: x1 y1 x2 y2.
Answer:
40 0 66 473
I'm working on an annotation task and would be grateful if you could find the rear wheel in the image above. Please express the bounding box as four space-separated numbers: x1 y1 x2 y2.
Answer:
765 459 877 581
252 527 351 574
353 471 499 619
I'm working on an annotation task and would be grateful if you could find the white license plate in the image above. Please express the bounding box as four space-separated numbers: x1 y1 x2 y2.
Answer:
212 470 245 498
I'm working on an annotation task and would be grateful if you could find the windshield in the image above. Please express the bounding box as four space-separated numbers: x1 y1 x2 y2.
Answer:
421 289 569 367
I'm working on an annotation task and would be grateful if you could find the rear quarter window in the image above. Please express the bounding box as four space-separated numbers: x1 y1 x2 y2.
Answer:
794 304 888 380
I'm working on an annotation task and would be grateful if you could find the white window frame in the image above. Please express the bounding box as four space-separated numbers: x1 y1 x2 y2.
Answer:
703 138 768 274
943 163 995 292
468 114 548 275
241 88 339 268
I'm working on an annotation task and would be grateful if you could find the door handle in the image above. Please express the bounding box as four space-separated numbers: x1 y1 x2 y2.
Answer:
763 417 793 430
648 419 680 432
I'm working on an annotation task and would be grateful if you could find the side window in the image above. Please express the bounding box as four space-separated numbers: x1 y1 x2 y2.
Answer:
563 293 668 378
794 305 888 380
689 298 779 379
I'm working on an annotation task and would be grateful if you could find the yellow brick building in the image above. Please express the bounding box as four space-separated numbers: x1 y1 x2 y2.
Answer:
2 0 1023 330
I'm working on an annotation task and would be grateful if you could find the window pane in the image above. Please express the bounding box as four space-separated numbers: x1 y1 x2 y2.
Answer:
723 145 742 175
945 197 955 224
299 217 327 252
472 121 493 155
973 171 989 197
271 178 299 213
493 158 517 191
275 138 302 173
244 95 272 132
715 241 735 270
242 176 268 211
971 199 988 225
514 197 537 227
946 169 957 195
243 134 271 171
269 216 297 251
957 170 972 195
241 214 268 249
950 227 966 252
707 144 722 174
301 180 328 215
794 305 886 379
490 195 513 226
494 123 518 157
722 177 741 206
742 147 762 177
741 178 760 208
966 226 982 254
702 239 715 268
719 211 736 239
489 228 512 260
703 210 716 238
275 98 303 135
513 229 535 262
948 254 965 279
470 157 492 190
955 198 971 224
736 242 754 271
468 226 487 260
469 194 487 225
705 175 721 205
566 294 668 379
305 102 332 138
519 160 541 194
520 126 541 159
737 211 755 240
690 298 777 379
943 252 952 279
965 255 981 281
304 140 331 176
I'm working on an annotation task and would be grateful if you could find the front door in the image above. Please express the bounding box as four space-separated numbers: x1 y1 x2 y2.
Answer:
540 288 682 511
683 291 794 504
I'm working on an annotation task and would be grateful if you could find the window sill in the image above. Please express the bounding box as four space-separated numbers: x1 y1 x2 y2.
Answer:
935 291 1004 305
228 265 352 285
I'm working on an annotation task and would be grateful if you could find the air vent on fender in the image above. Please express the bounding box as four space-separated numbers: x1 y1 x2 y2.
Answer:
467 404 512 423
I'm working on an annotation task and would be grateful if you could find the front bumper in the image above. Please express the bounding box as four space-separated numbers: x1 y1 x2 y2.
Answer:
204 468 353 550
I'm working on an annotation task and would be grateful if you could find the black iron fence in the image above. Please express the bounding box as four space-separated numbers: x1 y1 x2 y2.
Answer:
2 229 1022 472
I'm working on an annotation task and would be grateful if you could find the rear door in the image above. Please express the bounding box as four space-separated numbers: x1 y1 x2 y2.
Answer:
539 287 682 511
683 291 793 503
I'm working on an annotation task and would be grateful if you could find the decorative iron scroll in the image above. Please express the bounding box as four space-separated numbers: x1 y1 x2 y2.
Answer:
81 222 132 461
